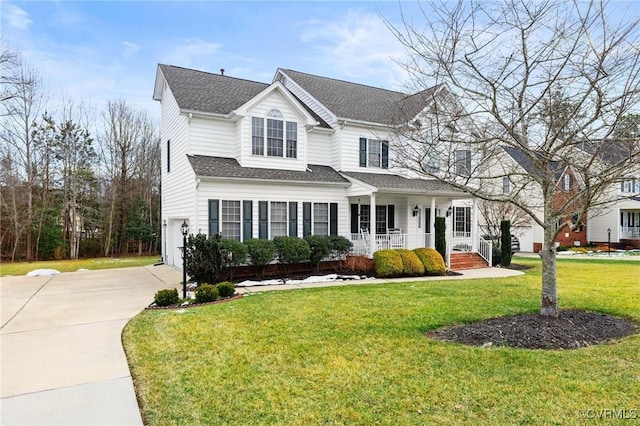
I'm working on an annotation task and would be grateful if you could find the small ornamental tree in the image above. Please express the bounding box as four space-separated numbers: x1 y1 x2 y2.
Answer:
500 220 512 268
435 217 447 262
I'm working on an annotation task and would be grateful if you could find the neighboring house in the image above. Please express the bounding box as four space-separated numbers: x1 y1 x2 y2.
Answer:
581 142 640 249
480 146 587 252
153 65 489 269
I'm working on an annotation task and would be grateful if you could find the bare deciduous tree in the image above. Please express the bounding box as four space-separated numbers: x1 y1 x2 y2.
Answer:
388 0 640 317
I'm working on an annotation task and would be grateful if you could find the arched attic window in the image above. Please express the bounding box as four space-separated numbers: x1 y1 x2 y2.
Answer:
267 109 283 118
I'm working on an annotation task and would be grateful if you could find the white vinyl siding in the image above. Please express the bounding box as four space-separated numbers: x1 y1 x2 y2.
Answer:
190 117 236 158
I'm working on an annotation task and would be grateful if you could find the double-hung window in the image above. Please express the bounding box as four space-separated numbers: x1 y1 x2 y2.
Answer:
359 138 389 169
252 109 297 159
221 200 241 241
455 150 471 176
252 117 264 155
502 176 510 194
267 118 283 157
313 203 329 235
270 202 287 237
286 122 297 158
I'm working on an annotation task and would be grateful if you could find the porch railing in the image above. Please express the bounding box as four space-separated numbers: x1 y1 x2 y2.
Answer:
620 226 640 239
349 233 432 256
478 237 492 266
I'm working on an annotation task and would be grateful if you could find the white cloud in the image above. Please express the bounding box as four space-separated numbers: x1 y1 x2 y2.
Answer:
161 38 223 68
122 41 141 57
4 5 33 30
298 10 409 89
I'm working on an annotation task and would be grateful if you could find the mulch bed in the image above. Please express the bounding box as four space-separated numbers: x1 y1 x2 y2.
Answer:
146 294 243 310
428 310 639 349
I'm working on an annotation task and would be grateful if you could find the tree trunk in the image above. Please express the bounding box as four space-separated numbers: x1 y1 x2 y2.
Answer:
539 224 559 317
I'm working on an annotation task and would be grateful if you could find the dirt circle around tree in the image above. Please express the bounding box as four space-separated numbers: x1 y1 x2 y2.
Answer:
428 310 639 349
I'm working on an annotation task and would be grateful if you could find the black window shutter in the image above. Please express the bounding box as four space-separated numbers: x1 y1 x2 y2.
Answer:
259 201 268 239
382 141 389 169
350 204 359 234
359 138 367 167
167 140 170 172
330 203 338 235
243 200 253 241
208 199 219 235
303 202 312 237
387 205 395 229
289 202 298 237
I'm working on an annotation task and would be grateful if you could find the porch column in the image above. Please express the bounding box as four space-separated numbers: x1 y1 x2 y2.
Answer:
471 198 478 251
429 197 436 248
370 193 377 256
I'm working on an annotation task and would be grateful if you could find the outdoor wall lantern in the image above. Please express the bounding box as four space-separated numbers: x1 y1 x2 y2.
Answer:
446 206 453 217
413 205 420 217
181 220 189 299
607 227 611 256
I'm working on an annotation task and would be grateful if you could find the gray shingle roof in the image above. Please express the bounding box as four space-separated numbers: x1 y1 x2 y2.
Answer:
188 155 350 184
279 69 439 125
502 146 566 182
158 64 269 114
340 171 463 193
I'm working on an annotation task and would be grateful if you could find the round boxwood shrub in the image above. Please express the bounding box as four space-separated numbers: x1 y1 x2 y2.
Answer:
244 239 275 266
195 284 219 303
413 247 446 276
216 281 235 298
396 249 425 276
373 249 404 278
221 238 248 266
273 236 310 264
329 235 353 260
154 288 180 306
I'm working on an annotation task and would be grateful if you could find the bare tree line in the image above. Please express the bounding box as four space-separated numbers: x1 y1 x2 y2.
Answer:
0 43 160 261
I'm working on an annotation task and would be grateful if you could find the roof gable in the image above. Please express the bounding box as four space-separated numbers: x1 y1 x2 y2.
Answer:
277 69 439 126
155 64 269 115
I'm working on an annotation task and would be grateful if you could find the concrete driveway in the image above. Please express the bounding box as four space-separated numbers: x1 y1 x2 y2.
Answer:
1 265 182 426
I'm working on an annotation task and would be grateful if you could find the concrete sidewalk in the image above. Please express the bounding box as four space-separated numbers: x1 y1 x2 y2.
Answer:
1 265 182 426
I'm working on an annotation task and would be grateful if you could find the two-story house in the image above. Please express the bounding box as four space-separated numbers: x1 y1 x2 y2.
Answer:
153 65 488 269
480 146 587 252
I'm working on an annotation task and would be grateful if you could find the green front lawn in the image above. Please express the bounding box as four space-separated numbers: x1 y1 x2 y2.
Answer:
0 255 161 276
123 258 640 425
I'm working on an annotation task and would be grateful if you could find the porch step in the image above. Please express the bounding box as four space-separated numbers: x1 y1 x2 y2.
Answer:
449 252 489 270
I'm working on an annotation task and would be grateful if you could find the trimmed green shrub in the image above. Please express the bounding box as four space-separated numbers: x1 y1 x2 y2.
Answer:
492 244 502 267
195 284 219 303
216 281 235 298
396 249 425 276
413 248 446 276
185 233 223 285
500 220 512 267
244 239 276 277
154 288 180 306
329 235 353 260
221 238 248 266
305 235 332 271
273 236 310 264
435 217 447 261
373 249 404 278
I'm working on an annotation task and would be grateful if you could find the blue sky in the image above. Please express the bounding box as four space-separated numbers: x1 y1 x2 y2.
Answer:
3 1 639 123
2 1 418 120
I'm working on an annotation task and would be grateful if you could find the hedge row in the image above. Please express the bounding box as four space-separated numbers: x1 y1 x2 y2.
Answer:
373 248 446 278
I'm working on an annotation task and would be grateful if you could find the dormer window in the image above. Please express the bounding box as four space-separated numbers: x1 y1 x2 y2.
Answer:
562 174 572 191
252 110 297 158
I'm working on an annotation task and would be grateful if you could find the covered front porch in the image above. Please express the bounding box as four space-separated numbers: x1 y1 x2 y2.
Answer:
339 171 491 267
